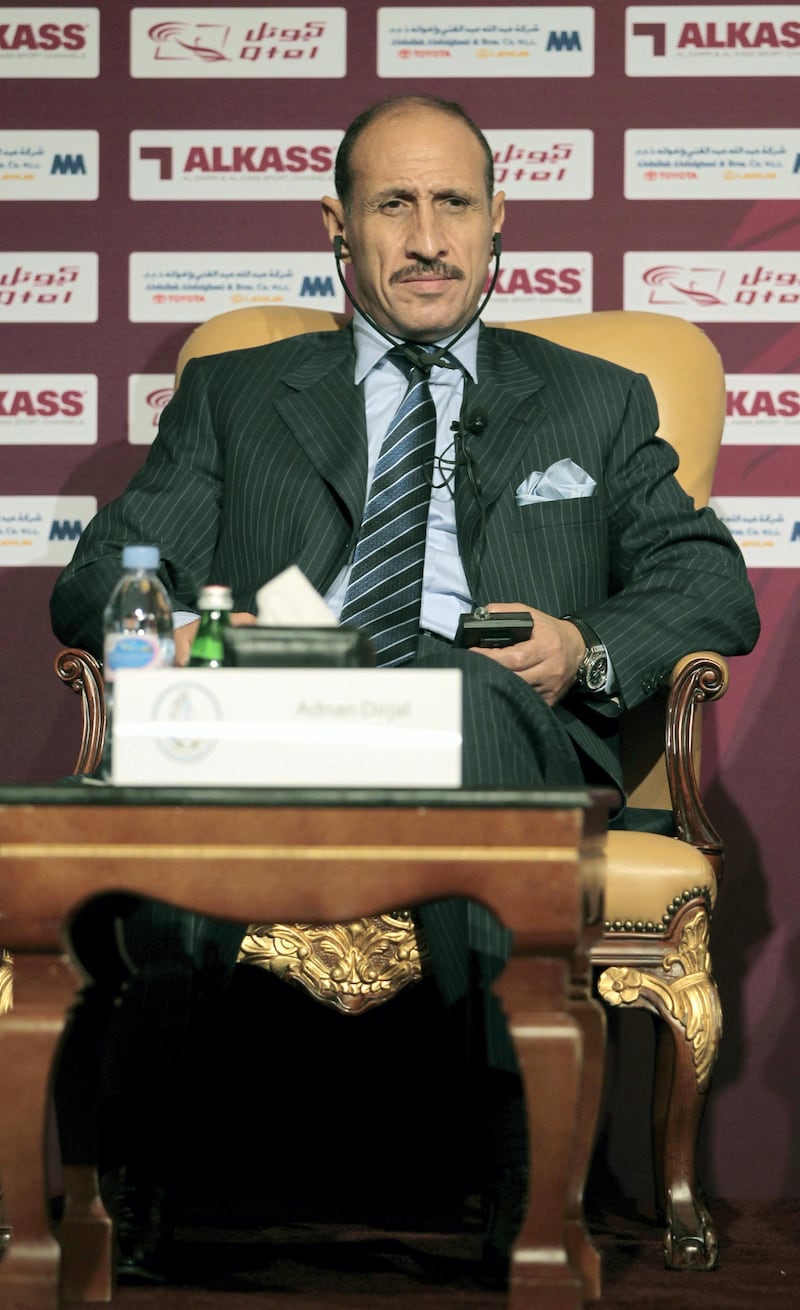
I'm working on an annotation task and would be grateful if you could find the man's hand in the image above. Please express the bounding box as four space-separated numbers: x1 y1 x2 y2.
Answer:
173 611 256 666
470 602 585 706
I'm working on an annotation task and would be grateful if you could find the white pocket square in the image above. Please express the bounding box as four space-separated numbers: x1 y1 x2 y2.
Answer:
516 458 596 505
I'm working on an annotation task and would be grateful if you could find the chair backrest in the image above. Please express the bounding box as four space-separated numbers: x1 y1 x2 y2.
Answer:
175 306 727 809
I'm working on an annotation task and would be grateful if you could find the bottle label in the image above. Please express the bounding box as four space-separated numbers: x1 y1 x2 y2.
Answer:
104 633 175 679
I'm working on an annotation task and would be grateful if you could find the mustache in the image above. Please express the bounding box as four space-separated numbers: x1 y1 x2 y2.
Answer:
390 261 465 284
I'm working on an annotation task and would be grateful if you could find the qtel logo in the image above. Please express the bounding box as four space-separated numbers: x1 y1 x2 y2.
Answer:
148 20 231 61
627 6 800 76
131 10 346 79
625 252 800 322
146 387 173 424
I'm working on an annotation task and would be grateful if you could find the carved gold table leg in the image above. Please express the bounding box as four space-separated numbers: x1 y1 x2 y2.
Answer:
597 904 721 1271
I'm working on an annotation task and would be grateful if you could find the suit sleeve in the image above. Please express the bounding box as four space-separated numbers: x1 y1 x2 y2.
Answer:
582 372 759 711
50 360 223 658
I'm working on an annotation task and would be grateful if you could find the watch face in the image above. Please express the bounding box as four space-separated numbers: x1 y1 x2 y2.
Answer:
585 652 608 691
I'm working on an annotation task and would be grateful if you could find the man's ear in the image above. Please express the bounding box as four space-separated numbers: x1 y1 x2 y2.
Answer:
321 196 349 261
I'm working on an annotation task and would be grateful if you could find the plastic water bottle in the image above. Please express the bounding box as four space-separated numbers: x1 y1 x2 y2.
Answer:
189 585 232 668
102 543 175 774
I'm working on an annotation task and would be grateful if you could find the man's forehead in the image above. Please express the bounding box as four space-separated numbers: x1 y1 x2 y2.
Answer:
350 111 487 193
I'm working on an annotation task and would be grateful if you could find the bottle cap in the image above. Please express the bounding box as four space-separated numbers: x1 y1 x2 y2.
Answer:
197 584 233 610
121 543 160 571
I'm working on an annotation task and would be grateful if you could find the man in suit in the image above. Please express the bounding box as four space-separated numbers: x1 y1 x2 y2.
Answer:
50 93 759 1283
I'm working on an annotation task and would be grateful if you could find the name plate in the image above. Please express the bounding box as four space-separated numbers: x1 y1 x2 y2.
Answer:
111 667 462 787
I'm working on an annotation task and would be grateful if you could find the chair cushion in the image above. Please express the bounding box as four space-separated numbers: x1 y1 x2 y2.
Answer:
604 831 716 932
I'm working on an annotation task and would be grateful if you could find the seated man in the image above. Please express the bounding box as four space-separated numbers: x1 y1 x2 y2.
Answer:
50 92 759 1285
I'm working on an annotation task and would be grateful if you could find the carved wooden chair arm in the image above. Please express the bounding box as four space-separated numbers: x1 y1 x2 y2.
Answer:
664 651 729 880
54 647 106 776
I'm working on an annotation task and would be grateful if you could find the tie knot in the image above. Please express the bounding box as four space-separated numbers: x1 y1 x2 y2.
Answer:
385 343 459 379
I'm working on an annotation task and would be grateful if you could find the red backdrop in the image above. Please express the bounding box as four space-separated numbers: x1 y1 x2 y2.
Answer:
2 0 799 1203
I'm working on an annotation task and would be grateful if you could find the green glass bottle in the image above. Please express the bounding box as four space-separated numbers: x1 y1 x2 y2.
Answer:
189 585 233 668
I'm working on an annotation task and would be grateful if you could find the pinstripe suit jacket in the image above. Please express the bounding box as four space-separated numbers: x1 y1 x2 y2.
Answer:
50 322 759 793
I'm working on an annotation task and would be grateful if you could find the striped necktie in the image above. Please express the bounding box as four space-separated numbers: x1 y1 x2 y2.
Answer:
340 347 438 666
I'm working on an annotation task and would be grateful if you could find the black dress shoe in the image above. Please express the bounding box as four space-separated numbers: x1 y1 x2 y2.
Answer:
100 1167 172 1284
481 1165 529 1289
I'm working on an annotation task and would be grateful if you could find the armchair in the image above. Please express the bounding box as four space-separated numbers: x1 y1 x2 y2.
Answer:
54 305 730 1271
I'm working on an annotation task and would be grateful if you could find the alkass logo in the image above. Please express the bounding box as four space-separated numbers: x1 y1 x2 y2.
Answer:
131 9 346 78
624 253 800 322
0 8 99 77
0 388 84 417
0 374 97 444
131 131 339 200
486 254 592 320
0 20 87 50
627 6 800 76
724 374 800 445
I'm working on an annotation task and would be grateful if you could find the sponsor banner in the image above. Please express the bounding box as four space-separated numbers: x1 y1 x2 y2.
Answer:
128 374 174 444
129 252 344 322
625 129 800 200
484 253 592 320
0 252 98 322
724 374 800 445
377 6 594 77
486 130 593 198
130 7 346 78
0 131 99 201
130 130 340 200
711 496 800 567
0 495 97 565
626 5 800 77
623 252 800 322
0 375 97 444
0 6 99 78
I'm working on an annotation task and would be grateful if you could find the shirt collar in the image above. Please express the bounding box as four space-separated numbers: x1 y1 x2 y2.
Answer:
352 311 479 385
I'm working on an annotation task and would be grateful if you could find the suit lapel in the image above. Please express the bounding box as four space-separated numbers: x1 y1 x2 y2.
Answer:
273 327 368 529
455 326 548 587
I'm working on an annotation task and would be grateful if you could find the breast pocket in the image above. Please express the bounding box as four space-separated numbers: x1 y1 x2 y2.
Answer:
513 495 605 534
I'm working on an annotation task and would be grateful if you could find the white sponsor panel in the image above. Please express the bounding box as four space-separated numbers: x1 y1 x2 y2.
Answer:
711 496 800 568
625 129 800 199
377 6 594 77
0 6 99 77
130 130 340 200
130 7 345 78
486 130 593 198
0 252 98 322
0 495 97 565
0 375 97 444
128 374 174 444
0 130 99 201
623 252 800 322
129 252 344 323
724 375 800 445
485 253 592 320
626 6 800 76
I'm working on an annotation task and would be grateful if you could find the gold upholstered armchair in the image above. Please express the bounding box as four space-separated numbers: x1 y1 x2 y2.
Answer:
53 304 731 1271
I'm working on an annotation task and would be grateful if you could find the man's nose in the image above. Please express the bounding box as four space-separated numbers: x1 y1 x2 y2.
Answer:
406 205 447 261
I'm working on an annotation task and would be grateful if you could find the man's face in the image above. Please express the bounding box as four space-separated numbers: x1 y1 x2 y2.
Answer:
322 106 505 342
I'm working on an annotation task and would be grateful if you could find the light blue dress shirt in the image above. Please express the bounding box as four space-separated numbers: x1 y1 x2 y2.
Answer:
324 313 477 639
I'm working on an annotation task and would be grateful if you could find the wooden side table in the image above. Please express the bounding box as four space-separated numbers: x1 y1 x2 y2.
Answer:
0 783 611 1309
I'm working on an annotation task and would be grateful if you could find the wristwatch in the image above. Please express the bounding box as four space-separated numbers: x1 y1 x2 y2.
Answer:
563 615 609 695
